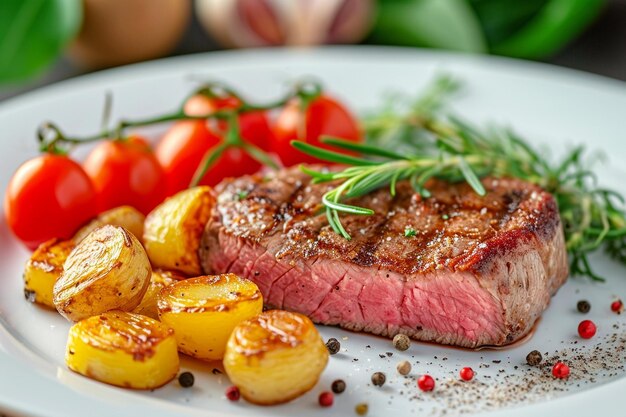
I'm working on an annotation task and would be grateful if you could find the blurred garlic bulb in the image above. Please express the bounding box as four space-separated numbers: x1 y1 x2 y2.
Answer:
196 0 376 48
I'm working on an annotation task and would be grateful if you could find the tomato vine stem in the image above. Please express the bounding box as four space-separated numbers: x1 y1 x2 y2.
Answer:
36 80 324 178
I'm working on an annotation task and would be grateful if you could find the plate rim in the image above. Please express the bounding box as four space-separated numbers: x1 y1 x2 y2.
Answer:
2 45 626 114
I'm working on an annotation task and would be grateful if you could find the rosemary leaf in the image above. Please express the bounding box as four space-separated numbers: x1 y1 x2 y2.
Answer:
320 136 407 160
291 141 379 166
458 158 486 196
322 193 375 215
299 165 336 181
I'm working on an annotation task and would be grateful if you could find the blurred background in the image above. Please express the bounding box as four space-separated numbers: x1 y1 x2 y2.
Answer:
1 0 625 101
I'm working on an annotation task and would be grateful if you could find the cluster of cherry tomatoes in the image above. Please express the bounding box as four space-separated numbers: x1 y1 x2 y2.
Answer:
4 91 361 250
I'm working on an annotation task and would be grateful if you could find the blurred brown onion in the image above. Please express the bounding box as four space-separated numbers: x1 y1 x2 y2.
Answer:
196 0 376 48
69 0 191 69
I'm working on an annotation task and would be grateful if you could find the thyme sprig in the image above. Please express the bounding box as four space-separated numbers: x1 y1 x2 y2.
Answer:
295 76 626 281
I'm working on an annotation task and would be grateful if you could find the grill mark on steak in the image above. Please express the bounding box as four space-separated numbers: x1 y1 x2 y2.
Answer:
273 179 308 229
352 200 394 266
201 166 569 348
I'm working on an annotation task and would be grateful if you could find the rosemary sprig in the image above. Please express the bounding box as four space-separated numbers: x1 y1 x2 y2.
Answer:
293 139 489 239
296 76 626 281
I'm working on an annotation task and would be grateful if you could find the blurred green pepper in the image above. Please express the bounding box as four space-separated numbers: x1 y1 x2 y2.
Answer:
368 0 488 52
369 0 606 59
489 0 605 58
468 0 548 47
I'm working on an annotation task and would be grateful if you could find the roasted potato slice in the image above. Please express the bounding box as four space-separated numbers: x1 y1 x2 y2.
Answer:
132 270 182 319
158 274 262 360
143 186 214 276
74 206 145 243
223 310 329 405
66 311 179 389
23 238 75 308
54 225 151 321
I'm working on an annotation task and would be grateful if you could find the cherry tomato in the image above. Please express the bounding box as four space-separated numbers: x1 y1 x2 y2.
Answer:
156 120 220 194
83 136 166 214
4 154 97 249
272 94 361 167
156 94 273 193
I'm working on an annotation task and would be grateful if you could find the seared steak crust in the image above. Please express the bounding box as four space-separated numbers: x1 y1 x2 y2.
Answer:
200 166 569 348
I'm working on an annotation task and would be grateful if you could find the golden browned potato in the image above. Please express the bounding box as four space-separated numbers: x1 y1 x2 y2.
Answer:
223 310 329 405
23 238 76 309
74 205 145 243
143 186 215 276
66 311 179 389
158 274 262 360
53 225 151 321
132 270 182 319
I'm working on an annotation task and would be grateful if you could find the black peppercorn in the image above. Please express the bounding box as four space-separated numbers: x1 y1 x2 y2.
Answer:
577 300 591 314
526 350 542 366
326 338 341 355
24 289 36 302
331 379 346 394
178 371 195 388
371 372 386 387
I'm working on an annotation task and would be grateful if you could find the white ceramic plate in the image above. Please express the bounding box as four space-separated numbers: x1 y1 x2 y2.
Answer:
1 47 626 417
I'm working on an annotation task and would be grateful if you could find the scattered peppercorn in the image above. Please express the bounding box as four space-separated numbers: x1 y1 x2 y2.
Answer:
355 403 369 415
460 367 474 381
526 350 542 366
24 289 35 302
611 299 623 314
552 361 570 379
225 385 240 401
397 360 411 375
392 334 411 351
417 374 435 391
578 320 597 339
371 372 386 387
178 372 194 388
318 391 334 407
326 338 341 355
577 300 591 314
331 379 346 394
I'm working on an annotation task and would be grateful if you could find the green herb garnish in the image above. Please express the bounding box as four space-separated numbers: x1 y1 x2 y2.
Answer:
295 75 626 281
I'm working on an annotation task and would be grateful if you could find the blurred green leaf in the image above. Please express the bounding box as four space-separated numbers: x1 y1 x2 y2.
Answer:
0 0 82 83
369 0 487 52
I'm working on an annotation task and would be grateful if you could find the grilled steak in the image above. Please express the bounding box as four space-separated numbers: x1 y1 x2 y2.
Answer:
200 166 569 348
